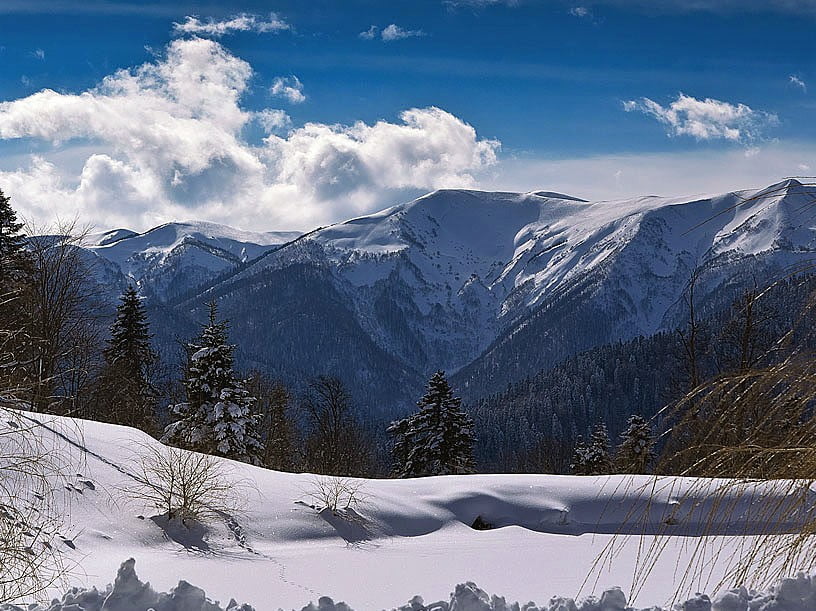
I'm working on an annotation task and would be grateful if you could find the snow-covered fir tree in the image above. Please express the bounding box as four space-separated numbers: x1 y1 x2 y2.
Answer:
570 423 612 475
614 414 655 474
162 302 264 465
0 189 29 399
0 189 26 281
388 370 475 477
94 286 157 431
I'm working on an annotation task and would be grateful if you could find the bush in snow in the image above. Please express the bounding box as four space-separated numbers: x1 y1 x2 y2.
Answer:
162 302 263 465
122 441 246 525
388 370 475 478
303 476 367 514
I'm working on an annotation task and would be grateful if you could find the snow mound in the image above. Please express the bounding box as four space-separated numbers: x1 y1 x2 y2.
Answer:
6 560 816 611
1 559 255 611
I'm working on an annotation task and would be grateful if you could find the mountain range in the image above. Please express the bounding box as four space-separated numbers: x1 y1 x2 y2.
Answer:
81 178 816 416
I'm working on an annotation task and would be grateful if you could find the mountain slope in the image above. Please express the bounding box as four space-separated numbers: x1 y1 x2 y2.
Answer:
76 179 816 415
87 221 300 300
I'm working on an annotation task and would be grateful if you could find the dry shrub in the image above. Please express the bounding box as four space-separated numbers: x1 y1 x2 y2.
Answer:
0 409 73 603
123 441 248 525
304 476 367 514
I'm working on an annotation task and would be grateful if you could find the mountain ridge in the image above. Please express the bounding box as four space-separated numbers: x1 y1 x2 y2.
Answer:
83 179 816 413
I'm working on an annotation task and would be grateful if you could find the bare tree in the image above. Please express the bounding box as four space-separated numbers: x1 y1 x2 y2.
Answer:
23 222 104 415
301 376 374 477
715 287 775 375
677 267 704 390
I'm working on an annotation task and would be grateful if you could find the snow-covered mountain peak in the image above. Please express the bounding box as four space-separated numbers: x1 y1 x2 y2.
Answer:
88 220 301 300
85 228 138 247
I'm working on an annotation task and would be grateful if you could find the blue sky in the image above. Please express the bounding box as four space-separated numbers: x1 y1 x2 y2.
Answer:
0 0 814 231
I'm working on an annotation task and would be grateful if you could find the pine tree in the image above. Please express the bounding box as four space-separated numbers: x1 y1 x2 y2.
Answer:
162 302 264 465
93 286 157 431
388 370 475 477
614 414 655 474
0 188 26 284
570 423 612 475
0 189 30 399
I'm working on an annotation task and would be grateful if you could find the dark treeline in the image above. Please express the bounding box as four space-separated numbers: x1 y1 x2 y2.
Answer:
470 272 816 474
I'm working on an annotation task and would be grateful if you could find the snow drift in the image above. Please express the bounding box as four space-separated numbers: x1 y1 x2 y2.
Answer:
5 558 816 611
3 410 816 610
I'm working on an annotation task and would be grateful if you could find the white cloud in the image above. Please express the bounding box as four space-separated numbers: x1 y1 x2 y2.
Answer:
359 25 378 39
789 75 807 92
381 24 426 41
359 24 426 42
569 6 592 17
263 107 498 202
623 93 777 143
172 13 289 37
0 38 498 231
270 76 306 104
255 109 291 134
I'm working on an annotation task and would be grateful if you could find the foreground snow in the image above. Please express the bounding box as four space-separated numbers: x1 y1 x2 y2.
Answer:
5 558 816 611
4 411 816 610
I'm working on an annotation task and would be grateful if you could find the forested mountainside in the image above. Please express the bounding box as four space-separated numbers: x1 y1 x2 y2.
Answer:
470 273 816 472
82 179 816 418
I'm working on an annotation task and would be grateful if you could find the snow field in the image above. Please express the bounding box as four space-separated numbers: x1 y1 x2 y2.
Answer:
2 411 815 610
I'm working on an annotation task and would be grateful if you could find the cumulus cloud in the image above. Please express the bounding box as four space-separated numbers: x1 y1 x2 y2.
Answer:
623 93 777 143
173 13 289 37
255 109 291 134
31 48 45 60
270 76 306 104
569 6 592 17
381 24 426 41
0 38 498 231
789 75 807 92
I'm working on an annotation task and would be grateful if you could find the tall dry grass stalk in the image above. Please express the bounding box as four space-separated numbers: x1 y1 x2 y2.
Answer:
0 408 75 604
590 179 816 601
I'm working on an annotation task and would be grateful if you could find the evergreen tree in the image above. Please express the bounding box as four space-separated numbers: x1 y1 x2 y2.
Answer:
0 188 26 284
614 414 655 474
246 371 298 471
388 370 475 477
570 423 612 475
0 189 30 399
162 302 264 465
93 286 157 431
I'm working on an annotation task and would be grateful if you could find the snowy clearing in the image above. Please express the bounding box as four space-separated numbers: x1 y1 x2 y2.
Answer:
3 410 815 610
